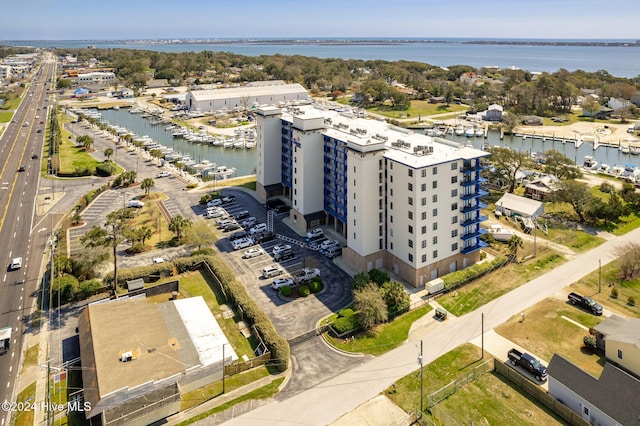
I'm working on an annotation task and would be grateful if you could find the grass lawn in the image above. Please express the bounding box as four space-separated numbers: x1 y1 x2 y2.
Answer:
0 111 13 122
438 251 566 316
57 115 104 174
180 367 270 411
178 377 284 426
126 192 170 248
178 271 255 360
325 305 431 356
369 100 467 119
1 97 22 110
13 381 36 426
205 175 257 191
568 257 640 318
385 344 563 425
20 344 39 374
495 298 605 378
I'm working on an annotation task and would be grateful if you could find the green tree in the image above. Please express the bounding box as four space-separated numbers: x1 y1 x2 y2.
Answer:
486 147 535 193
508 235 523 259
56 78 72 89
381 281 410 314
80 208 134 295
77 134 94 151
104 147 114 161
543 149 582 179
141 177 155 197
352 272 372 292
185 219 217 251
168 215 192 240
552 180 594 222
354 283 388 331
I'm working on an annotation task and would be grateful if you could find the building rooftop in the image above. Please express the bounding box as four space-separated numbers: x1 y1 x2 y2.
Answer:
189 83 308 102
79 296 236 409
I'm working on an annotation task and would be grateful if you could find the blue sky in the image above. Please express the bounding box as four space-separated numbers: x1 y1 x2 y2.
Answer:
1 0 638 40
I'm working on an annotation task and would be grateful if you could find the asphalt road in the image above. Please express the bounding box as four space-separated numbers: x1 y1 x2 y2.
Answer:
0 54 56 425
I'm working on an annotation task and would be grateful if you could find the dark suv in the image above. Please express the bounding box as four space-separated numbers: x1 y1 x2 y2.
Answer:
274 247 294 262
234 210 250 220
229 230 248 241
254 231 276 243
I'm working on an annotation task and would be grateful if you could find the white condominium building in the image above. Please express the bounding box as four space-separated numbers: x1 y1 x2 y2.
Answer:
77 71 117 89
256 105 489 287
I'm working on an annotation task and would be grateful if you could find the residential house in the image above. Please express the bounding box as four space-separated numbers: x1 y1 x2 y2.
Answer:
429 96 446 104
630 91 640 107
547 354 640 426
592 314 640 378
524 175 560 201
521 115 544 126
459 72 480 85
483 104 503 122
607 98 630 111
495 192 544 219
119 88 134 98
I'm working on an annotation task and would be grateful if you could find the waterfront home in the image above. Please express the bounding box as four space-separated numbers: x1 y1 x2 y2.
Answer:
483 104 503 122
607 97 630 111
524 175 560 201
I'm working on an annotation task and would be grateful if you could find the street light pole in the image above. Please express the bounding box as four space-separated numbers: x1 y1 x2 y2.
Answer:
418 340 423 419
598 259 602 293
222 343 226 394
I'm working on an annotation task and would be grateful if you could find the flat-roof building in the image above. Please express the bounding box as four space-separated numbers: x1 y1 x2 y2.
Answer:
78 296 237 426
256 105 490 287
185 81 308 113
77 71 117 90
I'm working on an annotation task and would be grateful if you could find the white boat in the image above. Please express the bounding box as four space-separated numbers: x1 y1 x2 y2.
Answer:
245 140 256 149
610 165 625 176
598 164 610 174
223 138 234 149
488 224 516 242
630 145 640 155
475 127 484 137
465 127 475 137
454 125 464 136
583 156 598 170
620 144 631 154
212 165 236 179
129 107 141 114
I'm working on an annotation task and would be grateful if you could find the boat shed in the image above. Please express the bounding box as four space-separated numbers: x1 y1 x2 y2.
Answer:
495 192 544 219
185 81 308 113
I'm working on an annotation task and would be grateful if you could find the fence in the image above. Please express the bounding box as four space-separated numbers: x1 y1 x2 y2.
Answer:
288 322 333 347
426 358 494 409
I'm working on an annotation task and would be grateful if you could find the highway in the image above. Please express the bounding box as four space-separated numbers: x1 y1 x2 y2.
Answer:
0 52 56 425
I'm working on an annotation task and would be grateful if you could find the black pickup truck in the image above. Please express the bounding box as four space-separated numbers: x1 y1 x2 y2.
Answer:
507 348 547 381
568 292 603 315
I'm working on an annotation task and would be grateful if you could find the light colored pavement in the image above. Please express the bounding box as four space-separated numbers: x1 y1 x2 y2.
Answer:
224 224 640 425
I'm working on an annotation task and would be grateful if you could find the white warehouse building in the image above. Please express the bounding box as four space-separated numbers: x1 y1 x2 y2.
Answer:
77 71 117 89
255 105 490 288
185 82 309 113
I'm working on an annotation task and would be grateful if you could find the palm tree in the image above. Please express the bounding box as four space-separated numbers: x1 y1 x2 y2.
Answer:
104 147 114 161
168 215 192 240
141 178 155 197
508 235 523 260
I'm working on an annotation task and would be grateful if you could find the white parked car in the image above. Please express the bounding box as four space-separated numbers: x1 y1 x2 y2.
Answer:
127 200 145 208
271 278 294 290
206 207 225 218
207 198 222 208
249 223 267 235
243 247 265 259
232 237 254 250
240 217 257 228
272 244 292 254
152 257 165 264
217 218 235 228
306 228 324 240
262 264 283 279
156 171 171 178
320 239 340 251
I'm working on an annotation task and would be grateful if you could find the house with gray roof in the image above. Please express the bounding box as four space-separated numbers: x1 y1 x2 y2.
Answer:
592 314 640 378
547 354 640 426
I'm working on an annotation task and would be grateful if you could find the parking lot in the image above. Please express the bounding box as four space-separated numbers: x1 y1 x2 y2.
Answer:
199 189 353 340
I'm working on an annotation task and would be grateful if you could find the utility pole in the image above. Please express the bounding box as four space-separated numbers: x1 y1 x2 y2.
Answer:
481 313 484 359
418 340 424 419
598 259 602 293
222 344 227 394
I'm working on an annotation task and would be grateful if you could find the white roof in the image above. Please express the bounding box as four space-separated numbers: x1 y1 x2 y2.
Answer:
173 297 237 366
189 83 307 102
496 192 544 218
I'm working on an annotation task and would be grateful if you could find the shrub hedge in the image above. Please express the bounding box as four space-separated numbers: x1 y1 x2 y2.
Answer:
332 314 360 335
441 255 509 290
280 286 292 297
299 285 310 297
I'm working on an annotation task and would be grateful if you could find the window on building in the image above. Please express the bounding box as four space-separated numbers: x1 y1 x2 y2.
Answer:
390 188 393 196
421 212 426 220
390 162 393 170
390 242 393 250
432 208 438 217
433 222 438 231
408 197 413 206
451 189 458 197
421 169 427 177
422 240 427 248
354 193 356 199
408 169 413 177
408 211 413 220
379 225 383 236
380 239 384 249
379 199 383 209
421 183 426 192
408 253 413 263
379 212 383 223
432 181 438 189
390 175 393 183
433 236 438 244
421 197 426 206
432 167 438 175
422 254 427 262
354 232 356 239
618 349 623 359
354 166 356 173
433 250 438 258
390 202 393 210
408 239 413 248
354 206 356 213
354 179 356 186
451 176 458 184
354 219 356 226
451 229 458 238
390 229 393 237
432 194 438 203
421 225 426 234
379 159 383 170
408 182 413 191
452 242 458 251
408 225 413 234
452 216 458 224
451 162 458 170
451 202 458 211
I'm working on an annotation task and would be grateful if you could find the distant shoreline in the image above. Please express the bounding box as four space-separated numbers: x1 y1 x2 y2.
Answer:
3 38 640 48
